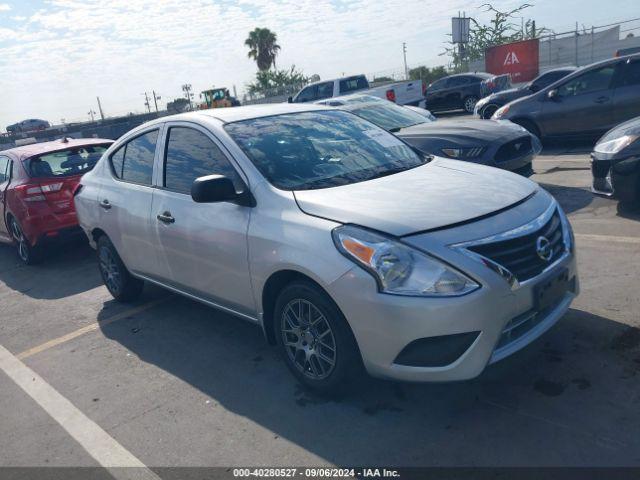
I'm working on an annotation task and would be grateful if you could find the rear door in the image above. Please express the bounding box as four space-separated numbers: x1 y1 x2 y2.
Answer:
425 78 449 110
99 127 161 277
539 64 617 137
612 57 640 124
150 123 254 315
0 156 10 239
442 76 471 109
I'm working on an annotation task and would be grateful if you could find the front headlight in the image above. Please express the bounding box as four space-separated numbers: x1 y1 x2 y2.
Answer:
594 135 638 154
493 104 510 119
441 147 485 159
332 225 480 297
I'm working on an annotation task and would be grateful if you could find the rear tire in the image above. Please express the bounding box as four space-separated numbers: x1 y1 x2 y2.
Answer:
9 217 42 265
275 280 362 395
463 96 479 114
97 235 143 302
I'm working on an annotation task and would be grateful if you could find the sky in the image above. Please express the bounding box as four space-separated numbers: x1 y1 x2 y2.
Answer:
0 0 639 129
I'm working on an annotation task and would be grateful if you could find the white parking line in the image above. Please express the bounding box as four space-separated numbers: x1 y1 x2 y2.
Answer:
0 344 160 479
575 233 640 244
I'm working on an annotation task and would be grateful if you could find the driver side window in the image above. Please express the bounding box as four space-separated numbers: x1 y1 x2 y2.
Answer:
558 66 615 97
163 127 241 195
295 86 317 103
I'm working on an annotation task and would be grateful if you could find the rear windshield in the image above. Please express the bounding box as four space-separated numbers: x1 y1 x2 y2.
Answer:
27 144 110 178
349 102 430 131
224 110 426 191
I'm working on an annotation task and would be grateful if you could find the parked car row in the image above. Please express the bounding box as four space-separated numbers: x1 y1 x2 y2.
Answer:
5 57 639 393
492 54 640 140
317 94 540 176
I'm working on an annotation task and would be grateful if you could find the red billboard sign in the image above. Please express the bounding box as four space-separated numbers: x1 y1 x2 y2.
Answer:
485 39 540 82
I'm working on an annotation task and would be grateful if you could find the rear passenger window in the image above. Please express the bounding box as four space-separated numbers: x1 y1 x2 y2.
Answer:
558 66 616 97
110 130 158 185
164 127 240 195
316 82 334 100
339 77 369 94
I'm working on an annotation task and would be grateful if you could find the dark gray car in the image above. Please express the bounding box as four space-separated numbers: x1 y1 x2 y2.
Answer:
475 67 576 119
493 54 640 140
320 95 541 176
425 73 494 114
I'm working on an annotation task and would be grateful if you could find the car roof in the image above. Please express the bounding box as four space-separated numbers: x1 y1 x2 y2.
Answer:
141 103 333 127
1 137 114 161
315 93 386 107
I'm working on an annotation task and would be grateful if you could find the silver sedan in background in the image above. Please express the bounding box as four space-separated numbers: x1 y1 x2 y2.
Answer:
75 104 578 393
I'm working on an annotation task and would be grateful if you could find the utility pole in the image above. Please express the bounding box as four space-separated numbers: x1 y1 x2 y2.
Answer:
575 22 579 67
88 109 96 122
182 84 193 110
402 42 408 80
96 96 105 120
143 92 151 113
152 90 161 112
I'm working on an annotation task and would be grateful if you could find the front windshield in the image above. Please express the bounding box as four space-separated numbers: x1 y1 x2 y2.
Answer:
349 102 430 132
224 110 426 191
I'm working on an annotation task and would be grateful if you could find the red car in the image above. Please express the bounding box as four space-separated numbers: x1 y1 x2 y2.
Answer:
0 137 113 264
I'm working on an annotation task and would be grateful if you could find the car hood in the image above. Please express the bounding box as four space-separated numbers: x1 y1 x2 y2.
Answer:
293 158 538 236
484 87 528 104
396 119 526 145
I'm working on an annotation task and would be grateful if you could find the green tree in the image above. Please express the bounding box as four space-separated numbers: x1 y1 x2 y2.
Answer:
247 65 309 97
408 65 449 84
245 27 281 71
442 3 546 71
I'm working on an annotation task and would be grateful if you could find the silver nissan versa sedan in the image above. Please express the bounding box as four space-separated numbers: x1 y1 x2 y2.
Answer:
74 103 578 392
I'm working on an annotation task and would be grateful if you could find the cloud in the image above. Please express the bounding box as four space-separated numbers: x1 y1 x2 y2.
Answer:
0 4 11 12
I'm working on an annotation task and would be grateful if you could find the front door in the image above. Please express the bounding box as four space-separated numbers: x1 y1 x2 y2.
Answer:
539 64 617 138
612 57 640 125
151 123 255 316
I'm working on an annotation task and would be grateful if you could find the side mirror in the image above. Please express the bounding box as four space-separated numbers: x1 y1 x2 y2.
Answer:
287 96 293 103
547 89 559 101
191 174 255 207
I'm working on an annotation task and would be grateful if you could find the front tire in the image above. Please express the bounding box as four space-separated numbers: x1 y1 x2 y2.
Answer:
9 217 42 265
97 235 143 302
481 104 499 119
275 281 362 394
463 96 479 114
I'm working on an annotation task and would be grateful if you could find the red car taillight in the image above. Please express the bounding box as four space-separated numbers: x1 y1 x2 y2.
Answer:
16 180 64 203
422 80 427 96
386 89 397 102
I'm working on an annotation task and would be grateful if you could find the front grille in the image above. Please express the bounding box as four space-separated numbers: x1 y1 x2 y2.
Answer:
468 210 565 282
495 136 533 163
591 159 611 178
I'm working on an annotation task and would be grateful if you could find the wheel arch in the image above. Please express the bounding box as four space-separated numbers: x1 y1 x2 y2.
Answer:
510 117 542 139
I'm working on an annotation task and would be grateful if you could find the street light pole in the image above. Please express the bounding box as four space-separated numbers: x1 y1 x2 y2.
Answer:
152 90 160 112
143 92 151 113
402 42 409 80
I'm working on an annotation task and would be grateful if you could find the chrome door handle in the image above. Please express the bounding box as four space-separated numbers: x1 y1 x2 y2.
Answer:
157 212 175 224
99 199 111 210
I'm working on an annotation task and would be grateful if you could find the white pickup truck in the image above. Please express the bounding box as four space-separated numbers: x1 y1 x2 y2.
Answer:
289 74 427 108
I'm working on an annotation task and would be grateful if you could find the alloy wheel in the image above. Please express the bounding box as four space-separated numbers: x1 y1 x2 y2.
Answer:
10 220 29 263
465 97 478 113
280 299 337 380
99 246 122 294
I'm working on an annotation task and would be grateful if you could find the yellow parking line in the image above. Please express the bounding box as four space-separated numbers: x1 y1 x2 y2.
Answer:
575 233 640 244
17 297 170 360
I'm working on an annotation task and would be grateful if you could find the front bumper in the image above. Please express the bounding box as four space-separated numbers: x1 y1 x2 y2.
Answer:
326 199 578 383
591 153 640 203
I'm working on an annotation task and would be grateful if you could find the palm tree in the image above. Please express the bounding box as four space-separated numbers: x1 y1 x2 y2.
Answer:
245 28 281 71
